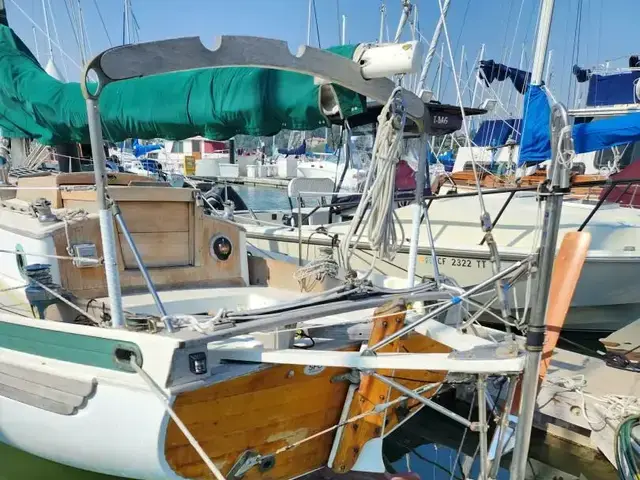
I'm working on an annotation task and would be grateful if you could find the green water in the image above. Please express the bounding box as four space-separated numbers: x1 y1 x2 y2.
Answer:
0 442 124 480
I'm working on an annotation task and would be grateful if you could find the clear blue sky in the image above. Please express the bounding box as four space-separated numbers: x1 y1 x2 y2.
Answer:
5 0 639 109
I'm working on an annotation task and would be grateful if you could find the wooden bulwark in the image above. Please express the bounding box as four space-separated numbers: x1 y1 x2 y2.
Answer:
50 182 246 297
164 350 358 480
15 172 157 208
330 300 452 473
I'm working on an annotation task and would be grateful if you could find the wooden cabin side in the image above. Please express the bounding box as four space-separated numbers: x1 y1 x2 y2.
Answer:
15 173 248 299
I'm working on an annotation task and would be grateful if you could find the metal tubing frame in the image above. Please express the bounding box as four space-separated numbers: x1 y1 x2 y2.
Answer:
479 190 516 246
510 102 568 479
298 194 303 267
79 34 430 332
370 371 473 429
112 204 175 333
85 98 125 328
477 374 489 480
183 289 454 348
363 257 530 354
577 184 614 231
488 375 518 479
406 133 430 287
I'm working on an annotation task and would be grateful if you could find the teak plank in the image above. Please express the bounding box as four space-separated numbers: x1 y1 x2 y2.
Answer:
165 349 358 479
331 300 451 473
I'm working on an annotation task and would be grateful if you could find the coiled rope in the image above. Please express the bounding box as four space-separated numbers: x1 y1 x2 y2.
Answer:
340 86 406 275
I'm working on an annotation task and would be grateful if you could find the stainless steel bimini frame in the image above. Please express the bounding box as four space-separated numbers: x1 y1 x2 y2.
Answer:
79 34 480 329
80 35 431 331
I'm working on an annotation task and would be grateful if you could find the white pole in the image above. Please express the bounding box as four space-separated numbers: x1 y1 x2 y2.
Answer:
378 2 386 43
530 1 554 86
436 43 444 100
40 0 53 59
471 43 486 107
77 0 90 60
406 134 429 287
507 45 526 115
341 15 346 45
416 0 451 92
509 0 556 478
46 0 68 79
32 26 40 63
458 44 466 94
393 0 412 43
123 0 129 44
306 0 312 45
545 49 554 85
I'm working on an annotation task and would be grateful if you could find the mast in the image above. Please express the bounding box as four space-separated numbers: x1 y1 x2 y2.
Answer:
0 0 6 26
32 26 40 63
509 0 557 477
416 0 451 92
41 0 53 60
40 0 62 80
393 0 412 43
306 0 312 45
378 2 386 43
545 49 554 85
458 44 465 92
436 44 444 100
471 43 485 106
124 0 129 44
341 15 346 45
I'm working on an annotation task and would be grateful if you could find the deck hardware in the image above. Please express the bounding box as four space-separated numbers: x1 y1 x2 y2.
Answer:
188 352 208 375
112 345 143 372
72 243 100 268
331 370 360 384
228 450 264 479
32 197 57 223
210 235 233 261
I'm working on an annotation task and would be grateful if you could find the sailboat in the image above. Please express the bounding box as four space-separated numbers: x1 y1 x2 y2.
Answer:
0 19 538 479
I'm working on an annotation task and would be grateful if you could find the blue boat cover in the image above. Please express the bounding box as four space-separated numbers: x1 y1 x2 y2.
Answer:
132 139 163 158
585 71 640 107
572 111 640 154
278 139 306 155
472 119 522 147
479 60 533 94
518 84 551 165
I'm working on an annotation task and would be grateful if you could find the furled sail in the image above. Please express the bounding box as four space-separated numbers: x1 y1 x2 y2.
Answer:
0 25 365 145
478 60 534 95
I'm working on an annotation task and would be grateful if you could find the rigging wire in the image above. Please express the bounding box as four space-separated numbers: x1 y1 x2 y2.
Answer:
435 0 488 218
92 0 113 47
441 0 471 101
63 0 82 56
46 0 69 79
8 0 82 70
567 0 584 107
312 0 322 48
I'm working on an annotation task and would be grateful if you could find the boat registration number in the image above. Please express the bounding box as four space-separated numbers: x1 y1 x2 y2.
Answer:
419 255 488 269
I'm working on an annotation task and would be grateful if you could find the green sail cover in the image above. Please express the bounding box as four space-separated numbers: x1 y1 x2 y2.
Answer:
0 25 366 145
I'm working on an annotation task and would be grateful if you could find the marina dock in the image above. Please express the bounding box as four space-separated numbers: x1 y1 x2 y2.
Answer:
190 175 292 189
535 345 638 466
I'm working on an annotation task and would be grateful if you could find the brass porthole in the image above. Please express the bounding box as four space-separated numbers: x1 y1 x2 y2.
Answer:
209 235 232 261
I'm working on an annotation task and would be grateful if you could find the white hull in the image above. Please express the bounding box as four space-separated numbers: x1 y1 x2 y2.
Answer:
0 372 176 479
247 236 639 331
242 192 640 332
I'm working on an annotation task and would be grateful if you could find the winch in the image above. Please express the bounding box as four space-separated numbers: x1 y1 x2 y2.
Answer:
23 263 64 319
